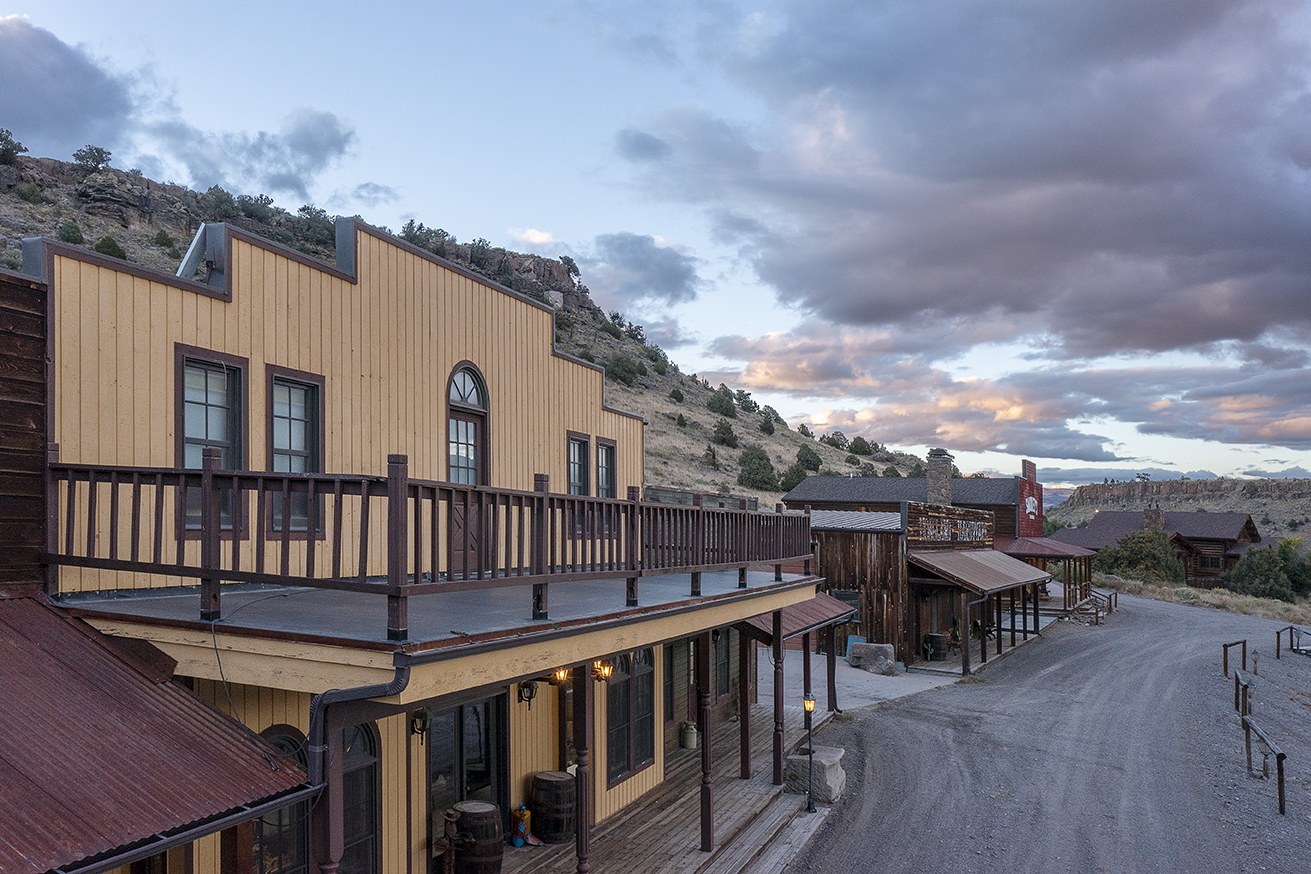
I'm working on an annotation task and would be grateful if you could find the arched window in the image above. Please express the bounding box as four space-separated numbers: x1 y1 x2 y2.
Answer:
253 726 309 874
447 365 488 486
340 723 380 874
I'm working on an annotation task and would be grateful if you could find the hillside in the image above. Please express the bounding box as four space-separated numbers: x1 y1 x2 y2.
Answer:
0 153 929 500
1047 477 1311 540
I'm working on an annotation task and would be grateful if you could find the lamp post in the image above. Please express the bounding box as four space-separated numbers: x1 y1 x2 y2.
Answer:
803 692 816 813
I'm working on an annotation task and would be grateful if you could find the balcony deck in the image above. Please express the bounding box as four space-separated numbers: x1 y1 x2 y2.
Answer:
59 567 819 647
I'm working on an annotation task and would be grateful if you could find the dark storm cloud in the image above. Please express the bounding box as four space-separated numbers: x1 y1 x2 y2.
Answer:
0 16 134 158
585 232 703 308
147 108 356 200
1 18 362 201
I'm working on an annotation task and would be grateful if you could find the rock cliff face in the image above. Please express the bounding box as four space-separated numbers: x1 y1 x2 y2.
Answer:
1048 477 1311 539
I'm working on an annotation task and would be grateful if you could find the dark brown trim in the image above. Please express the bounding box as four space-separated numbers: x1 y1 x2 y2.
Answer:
264 364 327 540
444 361 489 485
566 430 590 496
174 343 250 540
595 436 617 500
225 225 354 284
40 236 233 301
603 646 657 789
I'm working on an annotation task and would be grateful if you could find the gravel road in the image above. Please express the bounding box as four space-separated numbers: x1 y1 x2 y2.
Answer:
791 595 1311 874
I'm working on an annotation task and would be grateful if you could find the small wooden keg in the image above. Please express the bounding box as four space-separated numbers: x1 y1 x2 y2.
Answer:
452 801 502 874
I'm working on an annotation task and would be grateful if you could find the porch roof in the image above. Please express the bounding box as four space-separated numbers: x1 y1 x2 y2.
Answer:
737 591 856 644
993 536 1095 558
908 549 1051 595
0 597 309 874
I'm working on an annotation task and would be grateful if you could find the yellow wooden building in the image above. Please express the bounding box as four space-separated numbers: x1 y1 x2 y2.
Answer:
18 219 821 874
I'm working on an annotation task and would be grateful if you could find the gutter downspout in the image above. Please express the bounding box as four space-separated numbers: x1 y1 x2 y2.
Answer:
308 649 411 874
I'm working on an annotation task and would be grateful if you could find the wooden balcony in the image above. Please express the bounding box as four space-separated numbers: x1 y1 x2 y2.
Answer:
45 448 813 641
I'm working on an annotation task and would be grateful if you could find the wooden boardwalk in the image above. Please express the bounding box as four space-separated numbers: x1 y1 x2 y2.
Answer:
503 704 822 874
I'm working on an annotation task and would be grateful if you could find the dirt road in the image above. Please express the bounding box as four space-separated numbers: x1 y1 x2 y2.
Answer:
794 596 1310 874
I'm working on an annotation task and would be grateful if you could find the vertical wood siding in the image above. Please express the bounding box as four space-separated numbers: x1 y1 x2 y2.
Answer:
508 681 562 810
593 645 665 821
0 273 47 585
49 229 643 592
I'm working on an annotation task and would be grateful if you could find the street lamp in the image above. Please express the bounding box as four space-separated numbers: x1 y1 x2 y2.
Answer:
803 692 816 813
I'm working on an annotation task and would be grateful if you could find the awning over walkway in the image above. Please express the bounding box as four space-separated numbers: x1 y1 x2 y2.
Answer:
736 591 856 644
0 597 311 874
909 549 1051 595
993 537 1095 558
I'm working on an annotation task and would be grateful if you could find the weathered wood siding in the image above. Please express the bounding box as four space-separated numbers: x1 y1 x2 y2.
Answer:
0 271 46 586
815 530 907 660
47 227 643 592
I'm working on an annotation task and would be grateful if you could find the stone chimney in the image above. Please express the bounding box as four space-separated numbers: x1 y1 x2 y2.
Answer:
927 448 954 506
1143 505 1165 531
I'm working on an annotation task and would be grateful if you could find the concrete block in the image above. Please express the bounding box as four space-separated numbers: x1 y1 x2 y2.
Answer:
848 641 899 676
784 745 846 803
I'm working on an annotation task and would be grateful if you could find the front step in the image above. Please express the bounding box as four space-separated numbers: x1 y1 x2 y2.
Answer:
699 793 807 874
742 804 830 874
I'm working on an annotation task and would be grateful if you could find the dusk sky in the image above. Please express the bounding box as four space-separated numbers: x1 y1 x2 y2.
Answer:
4 1 1311 487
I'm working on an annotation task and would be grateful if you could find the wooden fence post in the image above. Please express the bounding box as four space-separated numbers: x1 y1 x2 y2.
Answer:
690 494 703 597
200 447 221 622
738 498 748 588
45 443 60 597
532 474 549 619
386 454 409 641
626 486 640 606
774 503 784 581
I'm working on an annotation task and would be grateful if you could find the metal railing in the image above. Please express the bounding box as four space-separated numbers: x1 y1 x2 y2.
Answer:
45 448 813 640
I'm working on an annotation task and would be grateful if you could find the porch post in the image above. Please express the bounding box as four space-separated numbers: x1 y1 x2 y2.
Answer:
691 494 703 597
697 631 714 851
802 631 812 709
774 504 784 581
533 474 549 619
1010 589 1017 647
1033 582 1041 635
826 624 838 713
772 609 784 785
738 629 751 779
1021 584 1029 639
626 486 640 607
200 447 221 622
386 454 409 641
45 443 59 597
573 665 593 874
995 594 1002 655
315 711 344 874
961 591 972 677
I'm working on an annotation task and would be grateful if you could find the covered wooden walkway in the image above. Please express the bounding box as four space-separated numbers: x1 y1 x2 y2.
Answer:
503 704 818 874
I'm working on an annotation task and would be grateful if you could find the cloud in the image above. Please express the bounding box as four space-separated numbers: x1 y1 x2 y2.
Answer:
0 17 366 202
329 181 400 209
145 108 356 200
642 317 698 349
0 16 135 158
508 228 557 248
1041 467 1221 486
1242 465 1311 478
584 231 703 309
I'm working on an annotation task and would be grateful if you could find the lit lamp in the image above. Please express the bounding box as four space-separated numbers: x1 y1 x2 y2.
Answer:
803 692 816 813
551 667 571 686
592 660 613 682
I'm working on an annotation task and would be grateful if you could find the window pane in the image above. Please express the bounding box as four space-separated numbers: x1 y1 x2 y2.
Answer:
290 419 306 452
184 403 205 443
208 406 227 441
273 383 290 418
184 367 207 402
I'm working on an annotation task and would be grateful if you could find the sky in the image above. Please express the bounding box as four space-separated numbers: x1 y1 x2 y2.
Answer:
3 0 1311 487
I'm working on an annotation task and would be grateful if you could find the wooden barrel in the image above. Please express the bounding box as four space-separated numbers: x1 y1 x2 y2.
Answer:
452 801 502 874
531 770 575 844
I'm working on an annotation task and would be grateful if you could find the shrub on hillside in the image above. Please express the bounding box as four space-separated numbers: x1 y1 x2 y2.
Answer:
712 420 738 448
0 129 27 165
735 390 759 413
93 235 127 260
819 430 849 450
707 386 737 418
669 388 684 403
1220 546 1293 602
883 465 901 477
797 424 813 439
737 445 779 491
73 144 112 172
605 352 647 385
57 222 84 244
1093 530 1185 584
780 462 808 491
758 417 775 436
676 414 687 428
1277 537 1311 596
600 321 622 340
797 443 821 472
908 463 926 477
849 436 873 456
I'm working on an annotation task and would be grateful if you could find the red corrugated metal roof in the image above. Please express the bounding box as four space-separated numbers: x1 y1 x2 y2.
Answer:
742 591 856 642
908 549 1051 594
0 597 307 874
994 537 1095 558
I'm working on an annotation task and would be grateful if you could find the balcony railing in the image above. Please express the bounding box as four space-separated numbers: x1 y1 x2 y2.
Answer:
45 448 813 640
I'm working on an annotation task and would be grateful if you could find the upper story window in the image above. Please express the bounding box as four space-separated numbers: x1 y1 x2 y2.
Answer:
448 366 488 486
268 367 324 533
176 345 247 531
597 442 616 499
568 436 589 496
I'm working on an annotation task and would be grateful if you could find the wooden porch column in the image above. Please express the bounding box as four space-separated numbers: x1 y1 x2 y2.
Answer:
738 498 749 588
691 494 703 597
573 665 593 874
802 631 812 706
1032 582 1041 636
626 486 640 607
697 631 714 852
826 624 838 713
738 630 751 779
1010 589 1017 647
773 504 784 581
995 594 1002 655
200 448 222 622
315 710 345 874
386 454 409 642
772 610 784 785
1021 584 1029 639
533 475 550 620
960 591 972 677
